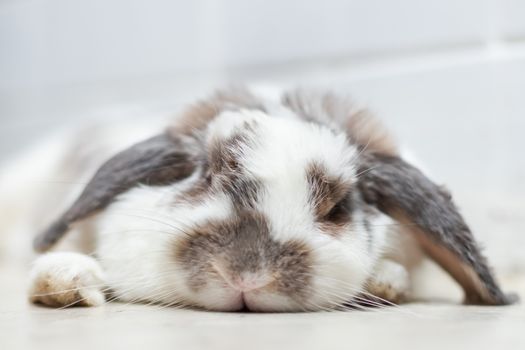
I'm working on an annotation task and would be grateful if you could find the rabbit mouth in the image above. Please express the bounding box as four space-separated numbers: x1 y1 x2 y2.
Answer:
218 289 268 312
239 291 261 311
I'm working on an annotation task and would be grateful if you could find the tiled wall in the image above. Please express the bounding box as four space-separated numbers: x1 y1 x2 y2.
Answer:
499 0 525 39
1 1 525 270
1 0 525 161
1 0 524 90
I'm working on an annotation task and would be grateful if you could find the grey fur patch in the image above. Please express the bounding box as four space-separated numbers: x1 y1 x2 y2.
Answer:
306 161 353 236
208 126 262 210
357 152 514 305
282 89 398 156
34 133 197 252
174 176 211 205
169 86 266 137
173 210 312 302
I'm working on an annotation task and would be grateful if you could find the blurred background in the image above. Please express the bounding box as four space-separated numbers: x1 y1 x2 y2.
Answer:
1 0 525 274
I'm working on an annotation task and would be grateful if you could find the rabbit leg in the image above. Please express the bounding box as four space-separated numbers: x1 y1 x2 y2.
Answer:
365 259 410 304
29 252 106 307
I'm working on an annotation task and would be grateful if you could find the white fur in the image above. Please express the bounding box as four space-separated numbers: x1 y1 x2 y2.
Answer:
95 179 233 305
18 91 423 311
367 260 410 303
88 111 391 311
29 252 106 307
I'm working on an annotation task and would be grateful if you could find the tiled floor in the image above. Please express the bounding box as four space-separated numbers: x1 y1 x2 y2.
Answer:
2 44 525 349
0 264 524 350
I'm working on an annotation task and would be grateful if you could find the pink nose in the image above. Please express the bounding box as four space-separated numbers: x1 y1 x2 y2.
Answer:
212 262 273 292
230 273 273 292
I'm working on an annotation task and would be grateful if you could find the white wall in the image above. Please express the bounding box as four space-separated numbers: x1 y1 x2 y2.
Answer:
1 1 525 271
1 0 525 159
1 0 524 90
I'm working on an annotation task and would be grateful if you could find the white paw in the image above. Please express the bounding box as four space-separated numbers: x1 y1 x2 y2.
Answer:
29 252 106 307
366 260 410 304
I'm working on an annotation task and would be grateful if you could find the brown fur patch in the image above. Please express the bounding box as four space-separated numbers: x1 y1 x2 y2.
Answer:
173 211 312 301
306 162 353 236
30 275 93 307
174 118 262 208
169 86 266 136
174 177 211 205
208 128 261 210
282 89 398 156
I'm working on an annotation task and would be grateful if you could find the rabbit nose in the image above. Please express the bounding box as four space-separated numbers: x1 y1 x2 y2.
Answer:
230 272 274 292
212 262 273 292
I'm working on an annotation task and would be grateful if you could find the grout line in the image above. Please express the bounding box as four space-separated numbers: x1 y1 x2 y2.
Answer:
231 40 525 90
2 38 525 122
4 38 525 96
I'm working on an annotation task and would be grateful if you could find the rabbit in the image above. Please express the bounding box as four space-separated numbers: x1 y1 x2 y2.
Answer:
26 87 515 311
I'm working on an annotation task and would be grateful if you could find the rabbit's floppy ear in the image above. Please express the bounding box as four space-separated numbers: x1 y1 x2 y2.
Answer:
33 132 197 252
357 153 515 305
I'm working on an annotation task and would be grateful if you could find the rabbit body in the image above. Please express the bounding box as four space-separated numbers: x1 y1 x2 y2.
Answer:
20 88 511 311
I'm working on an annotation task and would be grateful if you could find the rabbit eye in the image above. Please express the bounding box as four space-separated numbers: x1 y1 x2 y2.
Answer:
322 194 352 225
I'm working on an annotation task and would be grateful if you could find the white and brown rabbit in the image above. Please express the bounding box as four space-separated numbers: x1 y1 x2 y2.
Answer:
21 87 514 311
